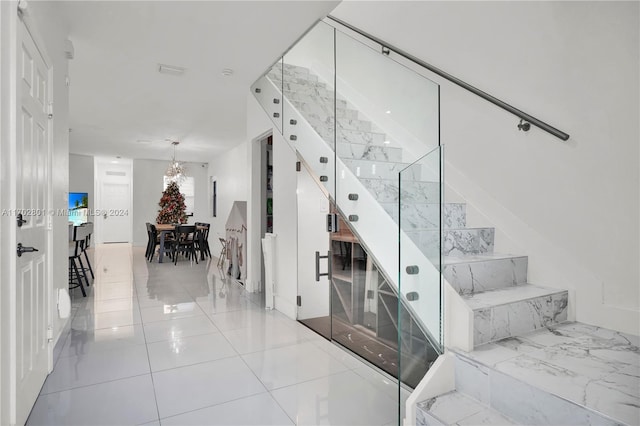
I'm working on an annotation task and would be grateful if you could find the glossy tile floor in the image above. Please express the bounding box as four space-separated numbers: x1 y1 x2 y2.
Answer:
27 244 405 425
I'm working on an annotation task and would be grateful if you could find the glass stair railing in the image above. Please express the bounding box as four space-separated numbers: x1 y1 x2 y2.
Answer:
251 19 443 389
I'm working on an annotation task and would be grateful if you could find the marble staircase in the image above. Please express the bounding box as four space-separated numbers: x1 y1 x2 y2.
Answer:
258 62 639 426
268 63 569 349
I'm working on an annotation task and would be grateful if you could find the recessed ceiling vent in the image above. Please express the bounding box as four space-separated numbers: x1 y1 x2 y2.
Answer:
158 64 186 76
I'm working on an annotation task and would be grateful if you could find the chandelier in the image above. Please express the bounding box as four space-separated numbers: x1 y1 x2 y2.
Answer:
166 141 187 184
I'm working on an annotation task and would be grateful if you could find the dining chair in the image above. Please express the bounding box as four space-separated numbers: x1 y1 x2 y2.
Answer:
198 223 211 259
172 225 199 265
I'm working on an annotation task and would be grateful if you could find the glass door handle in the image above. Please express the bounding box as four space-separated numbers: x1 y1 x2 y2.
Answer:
315 250 331 281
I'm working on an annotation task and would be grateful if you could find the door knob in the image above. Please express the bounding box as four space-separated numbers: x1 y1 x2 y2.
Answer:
16 213 27 227
17 243 39 257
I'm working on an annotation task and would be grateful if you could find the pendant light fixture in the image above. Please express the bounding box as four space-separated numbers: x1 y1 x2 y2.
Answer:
166 141 187 185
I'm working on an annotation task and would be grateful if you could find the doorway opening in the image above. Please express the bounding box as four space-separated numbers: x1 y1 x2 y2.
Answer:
259 135 273 292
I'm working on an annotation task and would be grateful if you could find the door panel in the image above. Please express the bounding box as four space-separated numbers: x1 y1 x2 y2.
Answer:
15 19 51 425
100 182 130 243
296 161 331 339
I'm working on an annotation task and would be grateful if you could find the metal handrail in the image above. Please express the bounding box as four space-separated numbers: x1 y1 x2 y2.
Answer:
326 15 570 141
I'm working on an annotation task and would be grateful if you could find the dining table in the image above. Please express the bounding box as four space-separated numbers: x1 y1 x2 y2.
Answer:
155 223 207 263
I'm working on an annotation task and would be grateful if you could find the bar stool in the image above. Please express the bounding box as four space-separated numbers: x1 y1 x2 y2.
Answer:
80 223 94 279
69 224 92 297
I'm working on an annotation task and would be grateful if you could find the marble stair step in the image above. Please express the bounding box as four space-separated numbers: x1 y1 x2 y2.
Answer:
270 63 316 80
271 77 328 92
294 118 383 148
337 141 402 162
284 90 348 109
267 73 319 86
291 99 360 120
417 390 515 425
268 70 319 84
451 335 631 426
443 254 528 296
338 128 389 146
360 178 440 203
465 284 569 346
342 158 421 180
299 105 373 132
404 227 495 259
380 202 466 229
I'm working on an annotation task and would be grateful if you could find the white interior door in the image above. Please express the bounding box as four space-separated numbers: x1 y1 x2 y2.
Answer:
95 158 132 244
296 162 330 322
14 17 52 425
100 182 131 243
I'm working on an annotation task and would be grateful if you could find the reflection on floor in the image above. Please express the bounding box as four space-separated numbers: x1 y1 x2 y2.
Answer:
301 315 439 389
300 317 400 377
27 244 407 426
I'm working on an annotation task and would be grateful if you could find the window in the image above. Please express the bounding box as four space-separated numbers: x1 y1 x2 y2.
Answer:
163 176 194 215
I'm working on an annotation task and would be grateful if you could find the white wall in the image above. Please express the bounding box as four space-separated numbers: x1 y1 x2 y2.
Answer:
332 1 640 334
207 142 249 247
132 159 210 246
69 153 94 215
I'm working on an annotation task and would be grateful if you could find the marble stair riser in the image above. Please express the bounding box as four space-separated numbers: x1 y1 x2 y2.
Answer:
360 178 441 203
304 112 373 132
284 90 348 109
273 62 311 74
290 98 372 133
416 391 516 425
270 64 315 81
473 291 569 346
403 227 495 259
342 158 422 180
380 202 466 229
443 257 528 295
268 71 319 84
276 79 328 93
267 73 319 86
338 128 388 146
314 129 394 157
452 353 618 426
291 99 360 120
337 142 402 162
283 84 339 99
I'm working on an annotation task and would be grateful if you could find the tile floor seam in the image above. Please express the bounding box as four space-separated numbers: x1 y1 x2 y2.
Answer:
267 388 298 425
39 372 152 396
149 352 240 374
265 368 360 392
156 390 270 423
140 312 209 325
144 328 223 344
222 334 313 356
135 273 163 426
55 340 149 360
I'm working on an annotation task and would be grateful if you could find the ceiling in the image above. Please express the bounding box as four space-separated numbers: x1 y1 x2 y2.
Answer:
62 1 340 162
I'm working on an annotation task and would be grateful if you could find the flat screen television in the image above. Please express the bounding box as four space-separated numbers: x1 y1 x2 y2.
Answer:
69 192 88 226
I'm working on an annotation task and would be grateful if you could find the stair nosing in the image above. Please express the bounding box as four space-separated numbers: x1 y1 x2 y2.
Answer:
464 284 568 311
405 227 494 232
443 254 528 264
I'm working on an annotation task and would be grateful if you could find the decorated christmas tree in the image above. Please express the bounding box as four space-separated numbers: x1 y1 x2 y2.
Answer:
156 181 188 224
